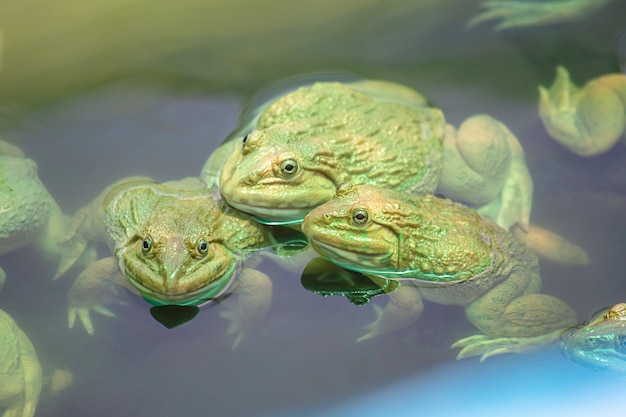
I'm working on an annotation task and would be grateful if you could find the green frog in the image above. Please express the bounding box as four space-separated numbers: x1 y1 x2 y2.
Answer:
469 0 612 30
205 79 533 232
301 183 579 360
61 176 306 345
538 66 626 157
562 303 626 372
0 308 42 417
0 140 79 290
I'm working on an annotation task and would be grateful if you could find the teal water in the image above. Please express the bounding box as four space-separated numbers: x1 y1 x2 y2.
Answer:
1 2 626 416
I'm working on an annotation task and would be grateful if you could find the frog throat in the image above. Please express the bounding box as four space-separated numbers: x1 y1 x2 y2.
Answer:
135 261 238 306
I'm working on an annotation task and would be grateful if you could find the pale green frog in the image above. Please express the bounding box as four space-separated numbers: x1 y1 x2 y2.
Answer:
205 79 533 232
301 183 579 360
61 176 306 344
0 308 42 417
0 140 79 291
469 0 612 30
562 303 626 372
539 66 626 156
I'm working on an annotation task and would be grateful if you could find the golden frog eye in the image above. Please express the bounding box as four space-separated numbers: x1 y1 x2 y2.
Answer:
141 236 153 253
197 238 209 255
352 209 369 226
279 159 299 177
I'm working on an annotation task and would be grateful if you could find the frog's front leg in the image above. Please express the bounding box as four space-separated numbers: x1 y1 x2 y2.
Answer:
437 115 533 231
68 256 125 335
453 267 577 361
357 282 423 342
468 0 611 31
219 267 272 348
539 66 626 156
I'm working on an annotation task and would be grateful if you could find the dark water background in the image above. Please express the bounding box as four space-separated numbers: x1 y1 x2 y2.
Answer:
1 1 626 416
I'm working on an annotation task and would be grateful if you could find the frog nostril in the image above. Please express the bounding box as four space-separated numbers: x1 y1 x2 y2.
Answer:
323 214 332 224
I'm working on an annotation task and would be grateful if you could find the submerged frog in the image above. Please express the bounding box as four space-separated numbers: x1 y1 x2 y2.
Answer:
539 66 626 157
61 177 306 343
469 0 612 30
562 303 626 372
0 308 42 417
206 79 533 232
301 183 579 360
0 140 78 291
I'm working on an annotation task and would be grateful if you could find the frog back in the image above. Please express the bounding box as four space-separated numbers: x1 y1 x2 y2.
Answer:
0 156 50 255
257 82 445 194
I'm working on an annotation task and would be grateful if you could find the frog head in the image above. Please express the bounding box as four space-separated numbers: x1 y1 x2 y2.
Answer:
218 126 342 225
301 183 412 276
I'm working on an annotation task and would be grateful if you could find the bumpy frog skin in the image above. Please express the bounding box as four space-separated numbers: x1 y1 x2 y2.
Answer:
539 66 626 157
562 303 626 372
468 0 612 30
61 177 299 341
301 183 578 360
0 308 42 417
208 79 533 231
0 140 76 291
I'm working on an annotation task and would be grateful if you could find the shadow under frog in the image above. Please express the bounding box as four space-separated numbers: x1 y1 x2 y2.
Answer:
58 176 308 346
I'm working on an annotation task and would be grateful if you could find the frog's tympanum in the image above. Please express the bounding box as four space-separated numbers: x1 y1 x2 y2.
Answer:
206 79 533 232
562 303 626 372
301 183 579 361
61 177 304 344
0 140 80 291
468 0 612 30
539 66 626 157
0 308 42 417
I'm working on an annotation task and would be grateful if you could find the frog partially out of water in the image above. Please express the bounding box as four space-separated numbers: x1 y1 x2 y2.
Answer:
61 177 306 344
301 183 579 360
0 140 78 291
562 303 626 372
206 79 533 232
0 308 42 417
538 66 626 157
469 0 612 30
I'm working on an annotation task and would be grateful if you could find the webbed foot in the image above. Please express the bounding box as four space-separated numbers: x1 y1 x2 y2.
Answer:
68 304 116 335
539 66 626 156
452 328 564 361
468 0 609 30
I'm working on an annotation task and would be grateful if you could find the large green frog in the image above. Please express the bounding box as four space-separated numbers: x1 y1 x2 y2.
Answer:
61 177 306 344
562 303 626 372
469 0 612 30
538 66 626 157
0 308 42 417
0 140 78 290
301 183 578 360
205 79 533 232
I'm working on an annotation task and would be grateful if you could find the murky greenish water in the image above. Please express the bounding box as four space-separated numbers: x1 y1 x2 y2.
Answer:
1 1 626 416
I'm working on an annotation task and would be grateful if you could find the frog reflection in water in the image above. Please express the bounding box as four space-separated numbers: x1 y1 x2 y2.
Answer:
301 183 579 360
469 0 612 30
206 79 533 232
538 66 626 157
562 303 626 372
60 177 305 345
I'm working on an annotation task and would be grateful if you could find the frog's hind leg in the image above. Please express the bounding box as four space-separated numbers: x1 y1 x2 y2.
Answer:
453 266 577 360
437 115 533 231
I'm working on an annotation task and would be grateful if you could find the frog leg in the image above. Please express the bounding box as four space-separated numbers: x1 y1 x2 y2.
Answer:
68 256 125 335
219 267 272 349
357 281 423 342
453 267 577 361
511 223 591 266
539 66 626 157
14 325 42 417
437 115 533 230
0 267 5 293
467 0 611 30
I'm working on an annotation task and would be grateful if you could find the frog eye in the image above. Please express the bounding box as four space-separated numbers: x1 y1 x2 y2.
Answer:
197 238 209 255
351 209 369 226
279 159 299 177
142 236 153 253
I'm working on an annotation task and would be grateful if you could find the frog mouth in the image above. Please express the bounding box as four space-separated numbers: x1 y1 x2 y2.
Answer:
310 240 393 270
225 200 311 225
